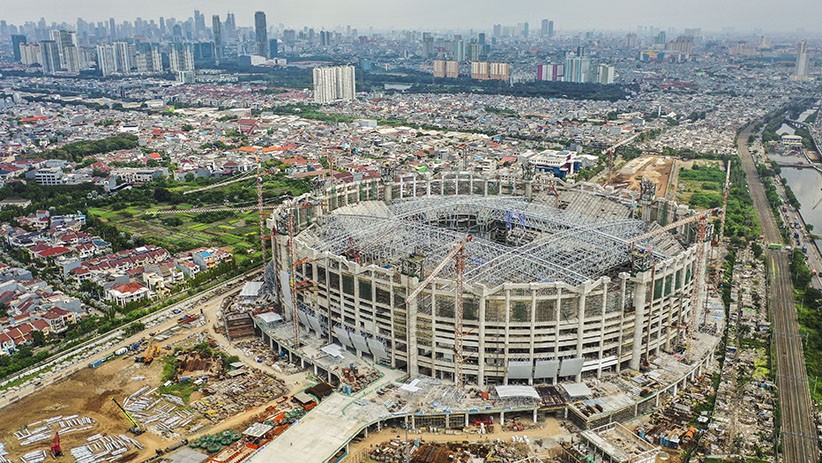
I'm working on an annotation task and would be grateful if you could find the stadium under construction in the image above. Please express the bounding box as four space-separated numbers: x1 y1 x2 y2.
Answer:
257 172 715 387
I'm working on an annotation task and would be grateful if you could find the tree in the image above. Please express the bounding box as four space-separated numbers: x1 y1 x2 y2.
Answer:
31 330 46 347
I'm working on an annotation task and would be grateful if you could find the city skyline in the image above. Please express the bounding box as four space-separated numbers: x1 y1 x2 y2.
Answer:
2 0 822 33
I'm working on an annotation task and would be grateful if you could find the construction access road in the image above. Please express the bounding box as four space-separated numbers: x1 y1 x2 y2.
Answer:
737 124 819 463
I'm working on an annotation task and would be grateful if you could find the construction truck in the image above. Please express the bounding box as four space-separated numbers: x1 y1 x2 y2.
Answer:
112 398 144 435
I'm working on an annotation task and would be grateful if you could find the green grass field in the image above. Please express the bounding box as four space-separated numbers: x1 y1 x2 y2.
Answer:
87 205 263 264
676 161 724 209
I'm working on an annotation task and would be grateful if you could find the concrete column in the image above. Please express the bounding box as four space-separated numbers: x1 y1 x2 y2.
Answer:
477 296 487 385
500 411 505 425
533 409 538 423
631 273 649 370
529 289 537 386
426 181 431 196
576 286 587 383
384 183 393 203
465 414 469 427
525 181 533 200
408 283 419 376
411 415 416 430
445 414 449 429
503 290 511 385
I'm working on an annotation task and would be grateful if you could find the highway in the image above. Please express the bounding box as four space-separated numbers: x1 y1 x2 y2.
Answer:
738 125 819 463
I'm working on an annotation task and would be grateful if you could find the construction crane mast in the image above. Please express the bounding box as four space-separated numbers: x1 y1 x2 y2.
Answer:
718 160 732 240
405 236 473 387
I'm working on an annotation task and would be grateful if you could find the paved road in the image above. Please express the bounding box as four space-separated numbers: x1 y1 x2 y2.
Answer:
738 125 819 463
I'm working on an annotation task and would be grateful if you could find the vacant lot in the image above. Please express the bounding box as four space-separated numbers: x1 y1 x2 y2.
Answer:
88 205 261 263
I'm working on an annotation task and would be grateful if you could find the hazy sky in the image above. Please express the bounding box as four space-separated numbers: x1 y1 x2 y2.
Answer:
3 0 821 33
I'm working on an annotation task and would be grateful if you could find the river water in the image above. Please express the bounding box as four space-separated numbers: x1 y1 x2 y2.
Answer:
780 167 822 246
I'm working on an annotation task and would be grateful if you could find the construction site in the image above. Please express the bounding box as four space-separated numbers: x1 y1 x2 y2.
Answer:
0 169 736 463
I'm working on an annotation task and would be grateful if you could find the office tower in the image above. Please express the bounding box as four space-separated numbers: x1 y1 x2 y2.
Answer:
170 43 195 72
193 10 206 39
269 39 279 57
541 19 551 37
625 33 638 48
135 43 162 73
518 23 529 37
794 41 809 78
254 11 268 57
422 33 434 59
96 44 116 76
172 24 183 43
19 43 41 66
39 40 61 74
548 20 554 38
283 29 297 44
320 31 332 46
11 35 27 62
655 31 666 45
225 13 236 43
212 15 223 64
492 24 502 38
109 17 116 39
478 33 486 46
159 17 166 36
62 45 80 73
312 65 356 104
596 64 615 84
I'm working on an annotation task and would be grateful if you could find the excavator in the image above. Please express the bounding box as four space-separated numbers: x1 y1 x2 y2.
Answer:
134 342 159 364
112 398 144 435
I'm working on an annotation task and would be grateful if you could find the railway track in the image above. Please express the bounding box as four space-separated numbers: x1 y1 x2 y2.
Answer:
737 125 818 462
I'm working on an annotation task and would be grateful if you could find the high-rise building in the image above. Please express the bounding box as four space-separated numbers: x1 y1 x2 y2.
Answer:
96 44 117 76
489 62 510 80
109 17 116 40
433 59 459 78
11 35 27 62
193 10 206 39
135 43 163 73
50 30 79 71
39 40 62 74
313 65 356 104
269 39 279 58
595 64 615 84
541 19 551 37
224 13 236 43
422 33 434 59
563 54 591 83
254 11 268 58
170 43 195 73
518 23 529 38
113 41 134 74
794 41 809 79
212 15 223 64
537 63 564 81
625 33 638 49
492 24 502 38
19 43 41 66
320 31 332 47
548 20 554 38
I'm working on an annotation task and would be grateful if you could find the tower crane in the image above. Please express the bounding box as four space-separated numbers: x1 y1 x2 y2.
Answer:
718 160 732 240
626 207 722 337
404 235 473 388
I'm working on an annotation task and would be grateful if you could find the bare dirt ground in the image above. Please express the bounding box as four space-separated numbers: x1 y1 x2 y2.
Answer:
609 155 674 196
0 354 169 461
348 417 571 459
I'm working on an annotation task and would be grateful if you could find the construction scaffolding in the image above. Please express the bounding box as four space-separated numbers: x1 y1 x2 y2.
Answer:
295 194 687 288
